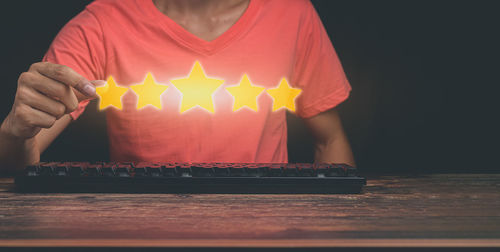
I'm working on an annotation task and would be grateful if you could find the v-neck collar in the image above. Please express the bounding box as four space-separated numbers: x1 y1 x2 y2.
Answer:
141 0 261 56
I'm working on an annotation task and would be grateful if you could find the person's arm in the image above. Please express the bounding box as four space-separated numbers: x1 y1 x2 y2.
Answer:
303 107 356 167
0 114 72 172
0 62 98 172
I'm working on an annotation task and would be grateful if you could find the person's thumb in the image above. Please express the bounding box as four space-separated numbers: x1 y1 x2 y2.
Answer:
75 80 106 102
91 80 106 88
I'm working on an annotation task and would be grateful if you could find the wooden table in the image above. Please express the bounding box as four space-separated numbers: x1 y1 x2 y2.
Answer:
0 174 499 250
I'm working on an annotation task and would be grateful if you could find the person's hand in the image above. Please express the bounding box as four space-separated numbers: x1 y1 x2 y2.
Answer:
1 62 104 139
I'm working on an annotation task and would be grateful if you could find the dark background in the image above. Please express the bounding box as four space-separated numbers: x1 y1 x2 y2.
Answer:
1 1 498 173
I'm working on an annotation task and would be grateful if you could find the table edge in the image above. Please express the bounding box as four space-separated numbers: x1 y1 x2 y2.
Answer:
0 239 499 248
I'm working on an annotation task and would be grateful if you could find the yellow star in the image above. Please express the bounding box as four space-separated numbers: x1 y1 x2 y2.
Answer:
95 76 129 110
170 61 225 113
226 74 265 112
130 72 169 110
266 78 302 112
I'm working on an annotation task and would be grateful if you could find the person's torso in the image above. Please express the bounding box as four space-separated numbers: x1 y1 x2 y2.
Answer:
89 0 308 162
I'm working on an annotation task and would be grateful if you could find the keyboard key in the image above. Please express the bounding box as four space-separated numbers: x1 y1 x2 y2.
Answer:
214 164 230 176
54 163 69 176
116 164 131 177
86 163 102 176
283 164 299 177
161 164 177 177
102 163 117 177
25 165 39 176
336 163 357 176
147 164 162 177
268 164 285 177
246 164 268 177
191 164 214 177
315 163 331 177
133 165 148 177
327 165 345 177
176 163 191 177
69 162 86 177
298 163 315 177
257 164 270 176
229 164 245 176
39 162 56 176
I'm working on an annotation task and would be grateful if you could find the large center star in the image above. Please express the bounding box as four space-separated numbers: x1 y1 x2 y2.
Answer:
266 78 302 112
170 61 225 113
130 72 169 110
225 74 265 112
96 76 129 110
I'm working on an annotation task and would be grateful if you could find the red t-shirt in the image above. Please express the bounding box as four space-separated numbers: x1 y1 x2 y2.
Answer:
43 0 351 163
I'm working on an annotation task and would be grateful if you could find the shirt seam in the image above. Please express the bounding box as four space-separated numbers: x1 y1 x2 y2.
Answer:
298 80 351 118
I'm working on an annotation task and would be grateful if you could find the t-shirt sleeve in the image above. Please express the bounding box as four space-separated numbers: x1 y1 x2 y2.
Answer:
291 1 352 119
43 8 105 120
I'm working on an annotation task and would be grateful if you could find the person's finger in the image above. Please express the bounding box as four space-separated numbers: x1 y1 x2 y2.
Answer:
30 62 96 97
18 87 69 119
23 72 79 113
16 104 57 129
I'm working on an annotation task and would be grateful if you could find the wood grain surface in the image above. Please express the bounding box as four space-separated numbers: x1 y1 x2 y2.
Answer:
0 174 499 247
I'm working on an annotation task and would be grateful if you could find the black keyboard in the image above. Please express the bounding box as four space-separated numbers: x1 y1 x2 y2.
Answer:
15 162 366 194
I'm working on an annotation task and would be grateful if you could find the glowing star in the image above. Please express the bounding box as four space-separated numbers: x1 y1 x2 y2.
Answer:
225 74 265 112
95 76 129 110
170 61 225 113
266 78 302 112
129 72 169 110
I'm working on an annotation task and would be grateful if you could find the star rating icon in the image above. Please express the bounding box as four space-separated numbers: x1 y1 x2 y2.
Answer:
266 78 302 112
170 61 225 113
95 76 129 110
130 72 169 110
226 74 265 112
95 61 302 113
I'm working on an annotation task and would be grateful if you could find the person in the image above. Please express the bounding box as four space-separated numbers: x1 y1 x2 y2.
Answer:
0 0 355 171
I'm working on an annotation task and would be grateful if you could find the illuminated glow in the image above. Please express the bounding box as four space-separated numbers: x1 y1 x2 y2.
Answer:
170 61 225 113
95 76 129 110
266 78 302 112
130 72 169 110
95 63 303 113
226 74 265 112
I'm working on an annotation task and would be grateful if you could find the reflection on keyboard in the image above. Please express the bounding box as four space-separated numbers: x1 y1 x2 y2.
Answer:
15 162 366 193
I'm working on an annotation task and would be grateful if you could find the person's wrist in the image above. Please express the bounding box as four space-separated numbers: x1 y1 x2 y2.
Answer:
0 115 27 141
